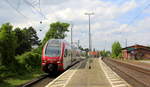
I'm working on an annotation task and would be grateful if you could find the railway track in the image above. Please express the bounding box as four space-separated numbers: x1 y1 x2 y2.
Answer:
20 59 85 87
103 58 150 87
19 73 59 87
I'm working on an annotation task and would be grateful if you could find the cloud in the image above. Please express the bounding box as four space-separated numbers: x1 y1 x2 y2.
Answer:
0 0 149 50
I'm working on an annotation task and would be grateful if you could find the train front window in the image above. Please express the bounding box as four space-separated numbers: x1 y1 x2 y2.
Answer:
45 46 61 57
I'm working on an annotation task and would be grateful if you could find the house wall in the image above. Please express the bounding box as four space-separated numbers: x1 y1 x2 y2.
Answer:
122 50 128 59
139 49 150 59
122 49 150 59
122 45 150 60
127 49 150 59
128 53 133 59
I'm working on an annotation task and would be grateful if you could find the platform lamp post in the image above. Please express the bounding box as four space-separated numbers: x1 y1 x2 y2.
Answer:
85 12 94 69
70 23 73 62
85 12 94 52
71 23 73 46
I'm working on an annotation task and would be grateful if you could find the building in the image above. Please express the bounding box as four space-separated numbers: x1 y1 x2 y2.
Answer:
122 44 150 60
88 51 99 58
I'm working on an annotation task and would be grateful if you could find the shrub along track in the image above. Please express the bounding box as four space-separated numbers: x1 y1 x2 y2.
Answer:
103 58 150 87
20 59 85 87
18 73 57 87
29 74 59 87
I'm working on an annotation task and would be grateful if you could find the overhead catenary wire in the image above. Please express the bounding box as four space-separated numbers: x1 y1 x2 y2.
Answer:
31 0 38 5
17 0 21 10
30 0 45 22
38 0 44 21
39 0 41 12
119 3 150 46
4 0 46 27
128 4 150 26
120 3 150 34
4 0 42 29
23 0 47 19
4 0 29 19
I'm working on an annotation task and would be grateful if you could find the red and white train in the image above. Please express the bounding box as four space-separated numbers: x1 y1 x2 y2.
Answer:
41 39 81 73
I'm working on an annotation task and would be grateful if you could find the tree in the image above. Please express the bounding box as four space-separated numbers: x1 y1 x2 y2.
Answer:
14 27 26 55
0 23 17 68
93 48 96 52
42 22 70 45
101 50 111 57
84 48 89 52
111 41 122 58
14 27 40 55
79 46 84 51
28 27 40 45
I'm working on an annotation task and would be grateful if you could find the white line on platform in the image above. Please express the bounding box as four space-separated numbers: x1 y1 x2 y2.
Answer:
110 79 122 82
45 61 82 87
111 81 124 84
45 69 69 87
63 63 81 87
99 59 114 87
115 84 127 87
99 58 132 87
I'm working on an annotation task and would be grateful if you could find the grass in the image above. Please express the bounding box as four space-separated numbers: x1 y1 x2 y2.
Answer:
0 68 44 87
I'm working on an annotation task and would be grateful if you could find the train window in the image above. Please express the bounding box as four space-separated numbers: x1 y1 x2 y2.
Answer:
64 49 68 57
48 40 60 47
45 46 60 57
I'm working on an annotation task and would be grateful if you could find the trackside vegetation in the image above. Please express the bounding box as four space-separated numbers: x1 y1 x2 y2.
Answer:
100 41 122 59
0 21 70 87
100 50 111 57
111 41 122 58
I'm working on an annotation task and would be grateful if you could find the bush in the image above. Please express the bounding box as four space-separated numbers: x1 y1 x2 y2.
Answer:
32 46 42 54
16 52 41 72
117 53 122 58
0 65 19 79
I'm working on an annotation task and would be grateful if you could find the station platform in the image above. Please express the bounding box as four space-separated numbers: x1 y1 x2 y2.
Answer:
46 58 131 87
65 58 111 87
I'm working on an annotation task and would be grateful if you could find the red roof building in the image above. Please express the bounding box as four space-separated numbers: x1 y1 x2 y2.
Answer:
122 44 150 60
88 51 99 58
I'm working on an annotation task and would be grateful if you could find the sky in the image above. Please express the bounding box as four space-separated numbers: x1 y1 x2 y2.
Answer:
0 0 150 51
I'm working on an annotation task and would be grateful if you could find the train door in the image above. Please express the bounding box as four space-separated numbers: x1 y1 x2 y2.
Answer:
68 49 72 66
64 49 68 69
63 47 72 69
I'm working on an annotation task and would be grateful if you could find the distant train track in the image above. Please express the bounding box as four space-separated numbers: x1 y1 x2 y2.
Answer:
103 58 150 87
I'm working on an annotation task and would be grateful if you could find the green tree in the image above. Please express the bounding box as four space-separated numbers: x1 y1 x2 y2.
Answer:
14 27 26 55
0 23 17 69
28 27 40 45
101 50 111 57
79 46 84 51
111 41 122 58
42 22 70 45
14 27 40 55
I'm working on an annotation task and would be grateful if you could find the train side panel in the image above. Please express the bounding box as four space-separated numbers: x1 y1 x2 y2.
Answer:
62 42 72 69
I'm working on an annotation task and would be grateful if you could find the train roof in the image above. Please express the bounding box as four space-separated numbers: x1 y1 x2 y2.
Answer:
48 39 68 44
47 39 70 46
48 39 62 42
47 39 81 50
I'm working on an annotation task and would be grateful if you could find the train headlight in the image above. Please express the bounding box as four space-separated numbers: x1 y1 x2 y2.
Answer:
57 61 61 63
47 59 57 61
43 60 47 63
57 60 62 63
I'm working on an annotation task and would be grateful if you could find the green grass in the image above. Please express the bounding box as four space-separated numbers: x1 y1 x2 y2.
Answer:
0 68 44 87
